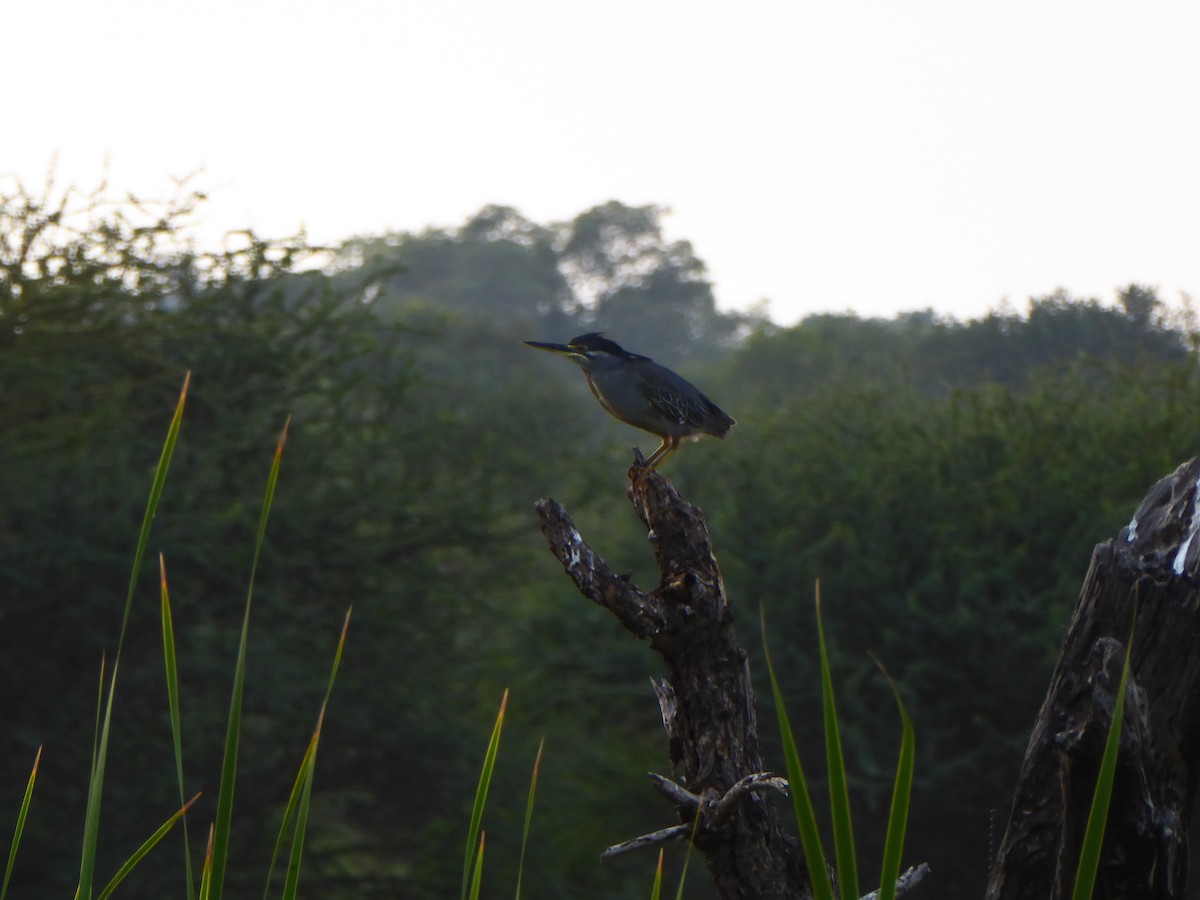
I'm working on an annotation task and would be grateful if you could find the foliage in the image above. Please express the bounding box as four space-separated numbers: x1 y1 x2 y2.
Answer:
77 369 189 900
762 593 915 900
336 199 745 362
0 366 345 900
4 175 1198 897
1 750 40 900
705 343 1200 890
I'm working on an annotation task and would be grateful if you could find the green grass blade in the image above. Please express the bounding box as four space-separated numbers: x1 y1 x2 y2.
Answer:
263 713 316 896
467 833 485 900
815 587 858 899
514 737 544 900
79 373 190 900
649 849 664 900
264 738 315 899
89 656 104 787
198 825 214 900
462 689 508 900
81 655 105 898
872 657 915 900
207 587 248 898
1071 626 1134 900
761 606 834 900
319 607 351 710
265 608 351 899
78 658 120 900
117 371 190 651
95 794 201 900
160 556 196 900
209 417 290 900
1 746 41 900
673 807 702 900
279 742 318 900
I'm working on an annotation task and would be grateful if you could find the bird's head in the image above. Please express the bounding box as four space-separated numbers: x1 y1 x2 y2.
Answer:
523 333 648 367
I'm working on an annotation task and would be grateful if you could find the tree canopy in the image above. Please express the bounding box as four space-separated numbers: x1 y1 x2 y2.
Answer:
3 177 1197 897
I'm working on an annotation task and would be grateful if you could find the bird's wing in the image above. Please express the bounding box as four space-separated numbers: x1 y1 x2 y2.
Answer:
638 370 710 429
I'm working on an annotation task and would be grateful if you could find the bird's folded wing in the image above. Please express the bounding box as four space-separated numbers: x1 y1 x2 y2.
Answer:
640 379 707 428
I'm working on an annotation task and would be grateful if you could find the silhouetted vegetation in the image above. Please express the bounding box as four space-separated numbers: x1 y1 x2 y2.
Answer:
3 175 1197 897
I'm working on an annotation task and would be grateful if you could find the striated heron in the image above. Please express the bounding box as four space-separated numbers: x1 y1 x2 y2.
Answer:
523 332 736 471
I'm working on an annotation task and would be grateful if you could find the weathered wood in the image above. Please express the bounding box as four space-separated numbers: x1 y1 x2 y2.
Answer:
986 457 1200 900
535 460 812 899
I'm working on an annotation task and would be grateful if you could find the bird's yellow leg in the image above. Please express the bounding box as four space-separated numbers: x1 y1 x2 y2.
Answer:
644 436 680 471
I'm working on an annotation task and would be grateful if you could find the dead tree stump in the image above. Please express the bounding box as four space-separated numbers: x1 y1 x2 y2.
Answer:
535 462 812 900
536 455 1200 900
986 457 1200 899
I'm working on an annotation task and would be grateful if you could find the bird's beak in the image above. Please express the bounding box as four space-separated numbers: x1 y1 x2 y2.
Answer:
523 340 583 358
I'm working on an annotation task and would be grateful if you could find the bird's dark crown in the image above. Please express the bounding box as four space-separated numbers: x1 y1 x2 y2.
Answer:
567 333 649 360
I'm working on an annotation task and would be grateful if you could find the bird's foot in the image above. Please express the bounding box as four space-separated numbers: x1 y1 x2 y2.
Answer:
628 447 655 485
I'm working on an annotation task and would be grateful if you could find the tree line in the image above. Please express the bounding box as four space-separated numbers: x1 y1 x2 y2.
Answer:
2 175 1196 897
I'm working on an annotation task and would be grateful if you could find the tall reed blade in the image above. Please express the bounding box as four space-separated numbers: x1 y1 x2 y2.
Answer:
673 806 702 900
467 832 486 900
264 608 352 900
462 689 508 900
198 824 214 900
761 606 834 900
77 372 190 900
77 658 120 900
209 417 290 900
514 737 544 900
1 746 41 900
872 657 915 900
649 848 664 900
95 794 201 900
117 371 190 652
279 738 318 900
815 585 858 899
160 555 196 900
1071 619 1135 900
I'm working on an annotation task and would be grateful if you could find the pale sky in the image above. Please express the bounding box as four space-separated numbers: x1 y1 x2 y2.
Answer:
8 1 1199 324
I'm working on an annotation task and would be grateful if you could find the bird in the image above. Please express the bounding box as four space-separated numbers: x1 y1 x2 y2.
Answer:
523 332 735 471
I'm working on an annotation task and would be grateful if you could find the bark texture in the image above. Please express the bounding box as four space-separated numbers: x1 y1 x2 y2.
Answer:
986 457 1200 900
535 463 811 899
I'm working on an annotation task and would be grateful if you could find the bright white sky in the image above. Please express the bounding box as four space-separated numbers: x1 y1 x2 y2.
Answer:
8 1 1200 324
